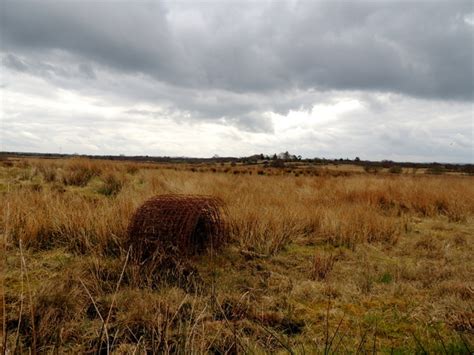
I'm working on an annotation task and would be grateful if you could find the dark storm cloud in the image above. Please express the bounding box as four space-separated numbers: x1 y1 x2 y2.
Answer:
2 0 472 101
1 2 179 80
1 49 325 132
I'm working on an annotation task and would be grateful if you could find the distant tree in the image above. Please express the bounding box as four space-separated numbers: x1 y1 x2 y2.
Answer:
461 165 474 175
355 157 360 162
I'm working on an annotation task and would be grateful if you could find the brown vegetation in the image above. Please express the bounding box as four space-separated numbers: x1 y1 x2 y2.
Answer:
1 157 473 353
311 252 336 281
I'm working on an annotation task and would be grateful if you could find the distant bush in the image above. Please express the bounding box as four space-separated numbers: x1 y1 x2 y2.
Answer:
270 159 285 168
425 166 445 175
39 165 57 182
62 168 95 186
125 164 140 175
364 165 380 174
381 160 394 168
461 165 474 175
388 166 402 174
62 159 101 186
97 172 126 196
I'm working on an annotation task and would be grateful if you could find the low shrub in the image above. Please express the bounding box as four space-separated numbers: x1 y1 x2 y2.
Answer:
39 165 58 182
61 159 101 186
388 166 402 174
125 164 140 175
98 172 127 196
364 165 380 174
425 166 445 175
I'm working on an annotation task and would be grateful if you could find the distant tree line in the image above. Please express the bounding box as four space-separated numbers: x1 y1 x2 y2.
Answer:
1 151 472 174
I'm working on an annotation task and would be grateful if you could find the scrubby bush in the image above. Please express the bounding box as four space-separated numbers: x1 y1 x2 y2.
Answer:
425 166 445 175
61 159 101 186
270 159 285 168
1 159 13 167
364 165 380 174
461 165 474 175
388 166 402 174
39 165 58 182
125 164 140 175
97 172 127 196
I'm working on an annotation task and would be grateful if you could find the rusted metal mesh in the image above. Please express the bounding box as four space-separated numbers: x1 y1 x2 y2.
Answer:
126 194 227 263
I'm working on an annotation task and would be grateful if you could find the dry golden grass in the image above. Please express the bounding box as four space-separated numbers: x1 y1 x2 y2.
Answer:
311 252 336 281
1 157 473 353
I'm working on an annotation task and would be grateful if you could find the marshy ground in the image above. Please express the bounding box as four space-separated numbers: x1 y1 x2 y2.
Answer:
1 157 473 353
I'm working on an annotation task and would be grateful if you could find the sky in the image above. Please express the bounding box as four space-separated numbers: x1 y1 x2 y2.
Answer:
0 0 473 162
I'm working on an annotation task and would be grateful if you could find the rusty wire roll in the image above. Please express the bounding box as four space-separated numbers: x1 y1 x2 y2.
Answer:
126 194 227 263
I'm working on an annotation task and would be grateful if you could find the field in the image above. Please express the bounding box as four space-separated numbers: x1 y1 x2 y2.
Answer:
1 157 473 353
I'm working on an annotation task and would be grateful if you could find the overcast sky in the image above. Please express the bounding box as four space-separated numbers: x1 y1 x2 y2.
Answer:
1 0 473 162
